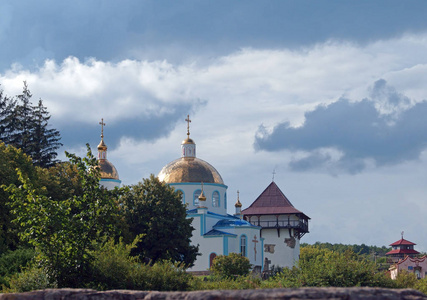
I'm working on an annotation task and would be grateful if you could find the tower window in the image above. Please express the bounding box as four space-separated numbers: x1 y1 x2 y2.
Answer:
240 235 247 257
212 191 220 207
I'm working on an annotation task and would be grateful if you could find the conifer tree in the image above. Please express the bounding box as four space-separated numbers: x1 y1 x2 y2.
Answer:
31 99 62 168
0 87 16 144
9 82 34 155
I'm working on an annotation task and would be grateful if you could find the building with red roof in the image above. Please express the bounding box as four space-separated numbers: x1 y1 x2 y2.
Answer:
242 181 309 270
386 237 420 263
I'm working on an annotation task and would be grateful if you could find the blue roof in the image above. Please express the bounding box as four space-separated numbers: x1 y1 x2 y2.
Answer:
214 218 254 228
204 229 237 237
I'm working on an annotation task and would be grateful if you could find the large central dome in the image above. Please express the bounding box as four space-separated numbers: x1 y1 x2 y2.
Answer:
158 157 224 184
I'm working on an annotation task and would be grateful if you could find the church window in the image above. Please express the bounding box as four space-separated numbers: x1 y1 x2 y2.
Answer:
212 191 220 207
209 253 217 268
176 189 185 204
240 235 247 257
193 189 201 206
224 193 227 209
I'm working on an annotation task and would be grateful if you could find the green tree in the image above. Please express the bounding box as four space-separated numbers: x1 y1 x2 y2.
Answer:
121 174 199 267
0 142 37 252
30 99 62 168
210 253 252 279
3 145 123 287
0 86 16 144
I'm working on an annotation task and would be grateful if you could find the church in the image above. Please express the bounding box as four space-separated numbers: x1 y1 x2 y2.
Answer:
96 116 310 273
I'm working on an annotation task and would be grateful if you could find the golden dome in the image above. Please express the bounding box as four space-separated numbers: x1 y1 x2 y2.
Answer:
182 137 195 145
98 159 120 180
98 139 107 151
158 157 224 184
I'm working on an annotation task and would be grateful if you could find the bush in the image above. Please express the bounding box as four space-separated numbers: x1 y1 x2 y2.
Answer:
265 246 394 288
190 274 261 290
88 237 192 291
5 266 57 292
210 253 252 279
0 248 35 290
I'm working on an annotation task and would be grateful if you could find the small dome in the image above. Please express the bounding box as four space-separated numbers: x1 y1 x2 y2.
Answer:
182 137 195 145
158 157 224 184
98 159 120 180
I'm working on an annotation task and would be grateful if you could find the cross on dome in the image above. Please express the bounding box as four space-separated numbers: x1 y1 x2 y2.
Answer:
99 118 106 140
185 114 191 138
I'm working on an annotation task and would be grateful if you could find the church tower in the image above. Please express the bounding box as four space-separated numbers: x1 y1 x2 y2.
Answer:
97 118 121 190
242 181 309 269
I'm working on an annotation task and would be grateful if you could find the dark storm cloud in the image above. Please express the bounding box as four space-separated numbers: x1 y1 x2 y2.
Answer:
254 80 427 173
1 1 427 71
58 103 192 150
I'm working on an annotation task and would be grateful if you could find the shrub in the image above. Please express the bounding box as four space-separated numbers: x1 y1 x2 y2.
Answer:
88 237 191 291
0 248 35 290
5 266 57 292
210 253 251 279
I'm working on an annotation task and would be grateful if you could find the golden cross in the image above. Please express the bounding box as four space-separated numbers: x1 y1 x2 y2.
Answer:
99 118 106 139
185 114 191 137
237 190 240 200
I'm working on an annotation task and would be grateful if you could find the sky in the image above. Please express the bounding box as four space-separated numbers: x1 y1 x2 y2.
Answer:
1 0 427 250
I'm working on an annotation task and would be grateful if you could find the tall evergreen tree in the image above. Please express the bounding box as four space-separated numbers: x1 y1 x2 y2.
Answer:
9 82 34 155
31 99 63 168
0 87 16 144
1 82 63 168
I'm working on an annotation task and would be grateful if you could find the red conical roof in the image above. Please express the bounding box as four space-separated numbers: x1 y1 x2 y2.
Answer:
242 181 309 218
390 238 416 246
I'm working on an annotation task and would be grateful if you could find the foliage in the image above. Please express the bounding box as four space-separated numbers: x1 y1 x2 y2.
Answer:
120 174 199 266
5 266 56 292
394 270 418 289
0 248 35 290
30 99 62 168
88 237 192 291
301 242 391 257
0 142 38 252
0 82 62 168
190 274 261 290
3 145 123 287
210 253 252 279
88 237 141 290
267 246 394 288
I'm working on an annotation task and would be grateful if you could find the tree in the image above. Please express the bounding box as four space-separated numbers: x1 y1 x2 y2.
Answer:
0 142 37 252
0 87 16 145
0 82 62 168
121 175 199 267
9 82 34 155
210 253 251 278
3 145 123 287
30 99 62 168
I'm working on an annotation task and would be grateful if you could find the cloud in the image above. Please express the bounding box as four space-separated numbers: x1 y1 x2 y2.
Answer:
254 80 427 173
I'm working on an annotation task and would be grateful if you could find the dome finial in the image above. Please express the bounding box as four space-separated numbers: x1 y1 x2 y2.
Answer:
235 190 242 208
198 182 207 202
185 114 191 138
97 118 107 159
99 118 106 140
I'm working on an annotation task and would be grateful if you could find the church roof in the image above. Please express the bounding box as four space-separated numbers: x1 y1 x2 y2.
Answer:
204 229 237 237
386 249 420 256
390 238 416 246
242 181 309 218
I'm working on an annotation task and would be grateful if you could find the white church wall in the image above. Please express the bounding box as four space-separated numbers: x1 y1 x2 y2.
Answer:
262 228 299 269
171 183 227 215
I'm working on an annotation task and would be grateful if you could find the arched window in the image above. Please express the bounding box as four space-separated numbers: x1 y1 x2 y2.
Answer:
212 191 220 207
176 189 185 204
209 253 217 268
224 193 227 209
240 235 247 257
193 189 202 206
